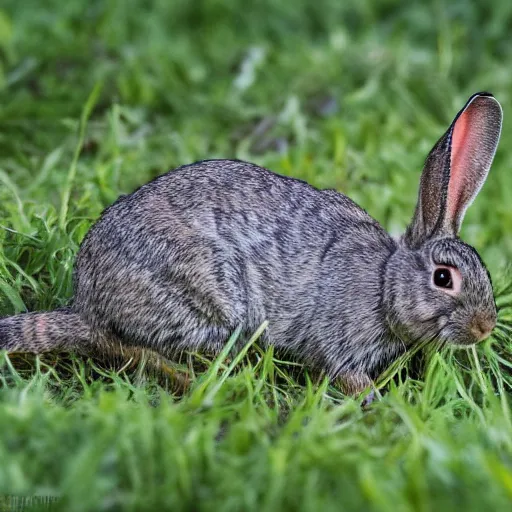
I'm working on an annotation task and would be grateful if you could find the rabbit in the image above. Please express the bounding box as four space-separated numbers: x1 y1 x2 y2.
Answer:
0 92 502 394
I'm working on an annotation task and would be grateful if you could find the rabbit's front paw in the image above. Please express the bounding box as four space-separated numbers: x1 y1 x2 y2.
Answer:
337 371 373 396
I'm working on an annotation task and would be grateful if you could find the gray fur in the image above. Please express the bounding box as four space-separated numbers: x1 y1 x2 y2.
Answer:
0 93 502 393
0 308 89 353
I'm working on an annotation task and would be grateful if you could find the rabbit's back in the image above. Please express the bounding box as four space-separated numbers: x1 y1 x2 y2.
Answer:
74 160 394 359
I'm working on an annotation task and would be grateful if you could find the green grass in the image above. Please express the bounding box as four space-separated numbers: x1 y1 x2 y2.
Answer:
1 0 512 510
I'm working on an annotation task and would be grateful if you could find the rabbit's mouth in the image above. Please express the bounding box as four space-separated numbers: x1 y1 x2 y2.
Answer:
437 322 493 347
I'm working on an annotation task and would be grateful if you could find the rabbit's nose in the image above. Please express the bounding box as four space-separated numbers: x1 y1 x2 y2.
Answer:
470 315 496 342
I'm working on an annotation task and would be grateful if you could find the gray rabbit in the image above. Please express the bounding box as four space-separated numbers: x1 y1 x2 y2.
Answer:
0 93 502 393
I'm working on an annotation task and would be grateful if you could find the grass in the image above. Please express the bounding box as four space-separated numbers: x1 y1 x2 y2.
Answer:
1 0 512 510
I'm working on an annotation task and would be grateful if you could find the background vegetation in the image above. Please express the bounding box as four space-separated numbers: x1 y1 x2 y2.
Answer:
1 0 512 510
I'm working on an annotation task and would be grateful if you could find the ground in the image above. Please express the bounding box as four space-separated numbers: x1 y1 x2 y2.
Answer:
1 1 512 510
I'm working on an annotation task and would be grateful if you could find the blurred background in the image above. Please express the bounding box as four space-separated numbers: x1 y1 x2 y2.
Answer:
0 0 511 311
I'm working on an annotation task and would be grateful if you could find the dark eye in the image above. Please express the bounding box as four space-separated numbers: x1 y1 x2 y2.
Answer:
433 268 453 289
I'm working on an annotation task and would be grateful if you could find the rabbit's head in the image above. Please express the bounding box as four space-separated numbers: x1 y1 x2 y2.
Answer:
384 93 502 347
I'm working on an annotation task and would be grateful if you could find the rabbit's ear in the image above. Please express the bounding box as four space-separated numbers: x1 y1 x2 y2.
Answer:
405 93 502 247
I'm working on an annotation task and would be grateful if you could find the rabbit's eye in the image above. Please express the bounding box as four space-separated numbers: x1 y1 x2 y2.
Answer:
432 265 462 296
433 268 453 289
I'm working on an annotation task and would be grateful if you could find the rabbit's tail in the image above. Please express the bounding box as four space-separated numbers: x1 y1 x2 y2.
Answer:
0 308 91 353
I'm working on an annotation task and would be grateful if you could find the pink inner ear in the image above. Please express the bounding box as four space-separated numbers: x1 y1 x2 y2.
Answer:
448 107 473 219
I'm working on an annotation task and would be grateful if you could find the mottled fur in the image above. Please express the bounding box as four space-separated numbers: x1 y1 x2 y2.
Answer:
0 93 502 393
0 308 89 352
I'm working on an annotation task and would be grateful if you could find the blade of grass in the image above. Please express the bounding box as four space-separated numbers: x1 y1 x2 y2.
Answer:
59 82 103 231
